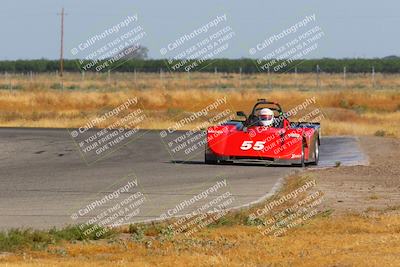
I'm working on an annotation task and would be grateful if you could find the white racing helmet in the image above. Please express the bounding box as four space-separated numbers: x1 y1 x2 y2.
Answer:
259 108 274 126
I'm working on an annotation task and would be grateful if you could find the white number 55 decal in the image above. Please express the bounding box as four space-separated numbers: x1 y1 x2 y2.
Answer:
240 141 266 151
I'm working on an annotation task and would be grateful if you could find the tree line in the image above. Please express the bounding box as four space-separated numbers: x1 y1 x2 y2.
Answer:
1 58 400 73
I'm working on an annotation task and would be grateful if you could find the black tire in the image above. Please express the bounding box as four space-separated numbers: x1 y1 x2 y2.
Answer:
300 141 305 168
310 138 319 165
205 145 219 164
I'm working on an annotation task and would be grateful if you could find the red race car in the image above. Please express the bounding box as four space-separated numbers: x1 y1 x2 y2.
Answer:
205 99 320 167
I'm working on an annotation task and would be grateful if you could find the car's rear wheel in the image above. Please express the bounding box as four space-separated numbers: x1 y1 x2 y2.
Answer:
311 138 319 165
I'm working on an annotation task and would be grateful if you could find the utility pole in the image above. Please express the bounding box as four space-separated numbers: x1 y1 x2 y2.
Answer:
58 8 66 78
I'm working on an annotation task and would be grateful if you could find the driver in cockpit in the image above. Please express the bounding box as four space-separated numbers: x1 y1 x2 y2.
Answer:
258 108 274 127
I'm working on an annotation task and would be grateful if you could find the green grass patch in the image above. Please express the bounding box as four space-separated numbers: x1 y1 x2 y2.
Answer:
374 130 386 137
0 224 115 252
0 84 23 90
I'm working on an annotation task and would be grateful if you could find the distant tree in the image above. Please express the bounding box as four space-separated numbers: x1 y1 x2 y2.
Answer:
383 55 400 60
119 45 148 60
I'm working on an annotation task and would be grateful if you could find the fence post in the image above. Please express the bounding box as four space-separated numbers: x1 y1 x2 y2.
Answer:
372 66 375 88
81 71 85 81
316 64 320 88
267 66 271 89
294 67 298 89
214 67 219 88
5 72 10 90
343 66 346 88
239 67 242 89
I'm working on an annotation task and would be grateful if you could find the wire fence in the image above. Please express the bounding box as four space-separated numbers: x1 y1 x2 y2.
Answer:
0 67 399 91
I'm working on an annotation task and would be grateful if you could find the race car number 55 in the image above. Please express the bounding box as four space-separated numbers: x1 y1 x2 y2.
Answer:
240 141 266 151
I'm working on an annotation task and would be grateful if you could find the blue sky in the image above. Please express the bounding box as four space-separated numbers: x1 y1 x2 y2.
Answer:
0 0 399 60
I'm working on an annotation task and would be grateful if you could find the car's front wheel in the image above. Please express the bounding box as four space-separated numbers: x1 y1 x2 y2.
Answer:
205 145 219 164
300 141 305 168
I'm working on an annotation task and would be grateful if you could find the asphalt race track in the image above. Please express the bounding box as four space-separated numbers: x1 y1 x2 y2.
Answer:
0 128 368 230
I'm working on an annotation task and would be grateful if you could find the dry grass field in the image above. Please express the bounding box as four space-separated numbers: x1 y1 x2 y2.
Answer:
0 72 399 137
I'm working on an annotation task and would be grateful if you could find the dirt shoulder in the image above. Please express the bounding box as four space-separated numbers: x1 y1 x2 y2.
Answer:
313 136 400 214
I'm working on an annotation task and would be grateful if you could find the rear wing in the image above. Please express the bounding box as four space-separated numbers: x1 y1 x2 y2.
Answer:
290 122 320 129
290 122 321 141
